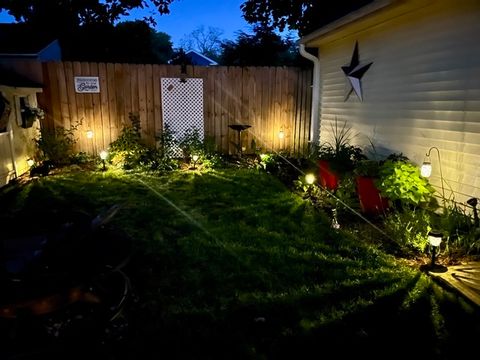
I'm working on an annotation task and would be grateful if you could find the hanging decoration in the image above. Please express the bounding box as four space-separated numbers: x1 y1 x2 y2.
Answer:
341 41 372 102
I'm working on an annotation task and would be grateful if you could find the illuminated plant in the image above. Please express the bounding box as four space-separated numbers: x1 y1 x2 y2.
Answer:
377 160 435 208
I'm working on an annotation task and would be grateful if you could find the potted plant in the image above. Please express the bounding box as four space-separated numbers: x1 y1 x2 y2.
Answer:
354 159 389 215
317 119 364 191
21 106 44 128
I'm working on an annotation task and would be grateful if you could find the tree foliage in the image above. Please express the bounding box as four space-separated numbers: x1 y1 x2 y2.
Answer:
0 1 176 63
179 25 224 61
220 25 306 67
241 0 374 35
0 0 176 27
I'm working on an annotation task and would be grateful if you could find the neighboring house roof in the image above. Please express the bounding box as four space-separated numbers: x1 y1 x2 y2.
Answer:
185 50 218 66
0 23 61 60
0 66 43 88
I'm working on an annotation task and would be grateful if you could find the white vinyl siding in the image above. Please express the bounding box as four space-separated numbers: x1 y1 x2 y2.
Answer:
316 0 480 204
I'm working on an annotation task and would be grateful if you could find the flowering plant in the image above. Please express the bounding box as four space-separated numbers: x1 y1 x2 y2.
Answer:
22 106 45 120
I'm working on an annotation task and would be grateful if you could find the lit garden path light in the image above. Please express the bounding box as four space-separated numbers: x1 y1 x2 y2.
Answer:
304 173 316 198
305 173 315 185
99 150 108 171
421 146 445 205
467 197 479 228
424 231 447 273
191 154 199 170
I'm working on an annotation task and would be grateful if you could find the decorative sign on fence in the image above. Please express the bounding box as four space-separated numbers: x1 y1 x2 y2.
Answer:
161 78 204 157
74 77 100 93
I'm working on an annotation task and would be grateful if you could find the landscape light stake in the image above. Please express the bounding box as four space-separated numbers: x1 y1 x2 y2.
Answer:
100 150 108 171
426 230 448 273
467 197 479 228
305 173 316 198
192 154 199 170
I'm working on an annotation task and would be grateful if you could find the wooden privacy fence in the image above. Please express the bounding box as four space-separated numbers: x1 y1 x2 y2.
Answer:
39 62 312 156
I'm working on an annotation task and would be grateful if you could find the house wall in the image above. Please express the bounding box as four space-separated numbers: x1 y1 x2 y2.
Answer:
315 0 480 204
0 87 40 186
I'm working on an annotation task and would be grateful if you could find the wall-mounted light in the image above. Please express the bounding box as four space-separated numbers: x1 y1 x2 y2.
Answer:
99 150 108 171
86 130 94 139
27 158 35 167
421 146 445 202
278 130 285 139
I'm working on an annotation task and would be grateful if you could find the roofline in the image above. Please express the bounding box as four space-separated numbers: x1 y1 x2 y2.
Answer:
185 49 218 65
0 53 38 58
0 39 59 58
299 0 397 45
0 85 43 92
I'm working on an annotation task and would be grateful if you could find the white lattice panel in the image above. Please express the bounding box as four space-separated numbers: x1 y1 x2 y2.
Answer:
161 78 204 157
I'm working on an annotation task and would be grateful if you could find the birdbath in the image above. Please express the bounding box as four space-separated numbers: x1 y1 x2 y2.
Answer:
228 124 251 156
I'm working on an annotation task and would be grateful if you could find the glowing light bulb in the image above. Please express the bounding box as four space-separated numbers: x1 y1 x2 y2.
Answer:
305 173 316 185
421 161 432 177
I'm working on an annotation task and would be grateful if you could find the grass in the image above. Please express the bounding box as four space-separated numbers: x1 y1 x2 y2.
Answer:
1 167 479 359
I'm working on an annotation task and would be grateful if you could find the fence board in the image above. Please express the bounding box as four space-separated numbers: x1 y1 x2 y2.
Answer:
41 62 312 156
46 62 61 130
152 65 162 143
145 64 155 147
98 62 110 148
106 63 118 142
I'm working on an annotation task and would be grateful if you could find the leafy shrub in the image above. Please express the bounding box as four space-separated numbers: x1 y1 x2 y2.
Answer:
384 208 432 253
438 201 480 260
354 160 381 177
293 175 333 209
200 136 225 169
109 113 147 169
200 153 225 169
335 175 361 221
318 118 365 173
152 123 180 170
35 123 79 166
109 113 181 171
69 151 94 165
377 160 435 208
178 127 203 159
258 153 279 172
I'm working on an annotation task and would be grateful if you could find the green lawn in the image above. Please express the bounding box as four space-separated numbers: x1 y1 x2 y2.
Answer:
1 168 479 359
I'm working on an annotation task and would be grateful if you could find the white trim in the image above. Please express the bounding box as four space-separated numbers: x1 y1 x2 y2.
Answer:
185 50 218 65
0 39 59 58
300 0 396 45
299 45 321 146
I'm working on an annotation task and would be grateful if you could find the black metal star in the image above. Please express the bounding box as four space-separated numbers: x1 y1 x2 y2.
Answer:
342 41 372 101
